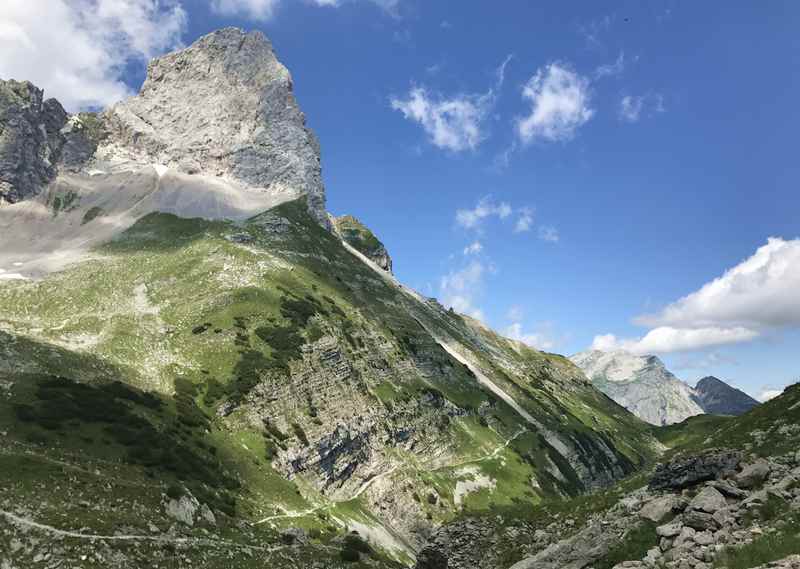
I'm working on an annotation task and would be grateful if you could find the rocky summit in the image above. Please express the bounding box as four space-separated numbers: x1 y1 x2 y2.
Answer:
571 350 761 426
695 376 760 416
571 349 705 425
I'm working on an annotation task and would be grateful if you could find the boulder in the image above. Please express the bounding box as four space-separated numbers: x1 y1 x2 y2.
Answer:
640 496 678 523
683 511 720 532
165 494 200 526
736 460 771 489
649 450 742 491
689 487 727 513
710 480 748 499
657 521 683 538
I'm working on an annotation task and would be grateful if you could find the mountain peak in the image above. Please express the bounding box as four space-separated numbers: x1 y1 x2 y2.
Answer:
694 375 759 416
100 27 328 226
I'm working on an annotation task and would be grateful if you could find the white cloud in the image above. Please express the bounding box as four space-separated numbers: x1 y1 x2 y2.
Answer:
592 238 800 355
516 63 594 143
758 389 784 402
502 306 558 351
514 207 534 233
215 0 400 18
619 93 665 123
637 238 800 331
591 326 759 355
504 322 556 351
391 87 492 152
496 54 514 87
538 225 560 243
391 55 511 153
211 0 279 20
619 95 644 122
463 241 483 256
440 260 486 320
455 196 513 230
0 0 186 111
595 52 626 79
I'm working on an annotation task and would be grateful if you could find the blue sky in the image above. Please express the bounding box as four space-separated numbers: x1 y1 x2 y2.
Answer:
2 1 799 399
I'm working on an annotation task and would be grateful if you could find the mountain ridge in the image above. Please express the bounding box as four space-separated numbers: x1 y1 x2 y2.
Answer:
570 349 758 426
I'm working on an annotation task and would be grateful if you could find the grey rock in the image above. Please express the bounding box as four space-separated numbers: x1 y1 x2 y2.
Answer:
0 80 66 204
736 460 771 489
280 527 308 546
165 494 199 526
689 487 727 513
694 376 759 416
683 511 720 531
709 480 748 499
570 350 704 426
649 450 742 491
99 28 329 227
694 531 714 546
657 521 683 538
640 496 678 523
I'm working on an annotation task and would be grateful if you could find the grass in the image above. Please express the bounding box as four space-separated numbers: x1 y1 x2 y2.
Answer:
652 414 735 452
595 521 658 569
715 513 800 569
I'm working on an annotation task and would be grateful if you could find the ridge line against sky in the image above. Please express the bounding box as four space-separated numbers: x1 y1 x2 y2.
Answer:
1 0 798 399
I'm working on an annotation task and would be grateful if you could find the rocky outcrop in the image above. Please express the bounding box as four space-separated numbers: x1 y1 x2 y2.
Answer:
417 450 800 569
694 376 759 416
99 28 328 227
1 29 328 227
649 449 742 490
571 350 704 426
0 80 66 204
332 214 393 272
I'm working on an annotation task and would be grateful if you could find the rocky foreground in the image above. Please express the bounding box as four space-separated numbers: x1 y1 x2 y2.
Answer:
416 448 800 569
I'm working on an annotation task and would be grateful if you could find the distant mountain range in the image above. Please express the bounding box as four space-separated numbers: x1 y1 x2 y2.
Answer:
570 350 759 426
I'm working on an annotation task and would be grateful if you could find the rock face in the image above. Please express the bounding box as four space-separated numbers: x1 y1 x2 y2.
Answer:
571 350 704 425
0 28 328 227
694 376 759 416
99 28 328 227
0 80 67 204
649 449 743 491
332 214 393 272
571 350 760 425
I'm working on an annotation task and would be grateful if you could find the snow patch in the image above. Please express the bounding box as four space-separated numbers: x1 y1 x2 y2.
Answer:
153 164 168 178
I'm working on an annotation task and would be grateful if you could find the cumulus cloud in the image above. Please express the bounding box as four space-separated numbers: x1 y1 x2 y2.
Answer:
392 55 512 152
391 87 492 152
591 327 759 355
591 237 800 355
0 0 186 111
455 196 513 230
440 260 486 320
463 241 483 256
619 93 665 123
637 238 800 331
516 63 593 143
514 207 534 233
